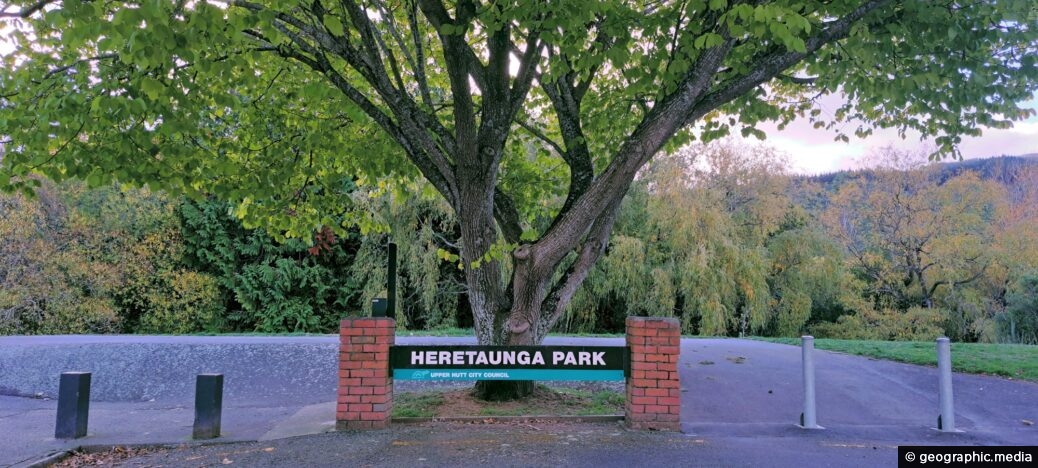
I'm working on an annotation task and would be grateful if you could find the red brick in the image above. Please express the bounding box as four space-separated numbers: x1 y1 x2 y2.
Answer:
670 405 682 415
349 386 374 395
351 369 375 378
626 316 647 326
351 403 373 412
631 378 657 388
351 336 375 344
340 328 364 336
340 361 363 370
656 328 681 337
647 336 675 346
657 397 681 406
339 377 362 387
646 388 669 397
349 352 374 361
338 394 362 403
657 413 680 421
626 336 647 346
337 411 359 420
631 396 657 405
658 379 680 388
657 363 678 373
361 378 386 386
657 345 680 355
628 404 645 414
362 394 391 404
656 379 680 390
361 412 388 421
645 371 668 379
631 345 658 354
369 368 389 378
362 360 387 369
629 327 658 337
631 361 657 371
628 387 645 396
374 352 389 361
646 405 670 413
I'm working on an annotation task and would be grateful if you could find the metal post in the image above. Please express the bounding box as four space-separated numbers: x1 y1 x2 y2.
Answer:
800 336 822 429
193 374 224 439
55 372 91 439
387 242 397 319
937 337 956 432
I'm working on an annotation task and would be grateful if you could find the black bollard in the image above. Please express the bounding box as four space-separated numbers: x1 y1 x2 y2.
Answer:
55 372 91 439
193 374 224 439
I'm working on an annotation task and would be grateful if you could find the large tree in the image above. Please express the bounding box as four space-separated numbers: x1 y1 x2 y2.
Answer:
2 0 1036 397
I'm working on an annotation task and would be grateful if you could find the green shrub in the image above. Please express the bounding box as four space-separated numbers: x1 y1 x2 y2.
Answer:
999 273 1038 344
135 271 222 334
811 306 945 341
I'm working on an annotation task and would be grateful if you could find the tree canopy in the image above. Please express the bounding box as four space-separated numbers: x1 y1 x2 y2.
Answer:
3 1 1037 392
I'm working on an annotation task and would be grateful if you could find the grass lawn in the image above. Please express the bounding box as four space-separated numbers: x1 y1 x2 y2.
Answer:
754 337 1038 383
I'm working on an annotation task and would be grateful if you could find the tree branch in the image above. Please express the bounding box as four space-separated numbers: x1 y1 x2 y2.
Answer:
686 0 893 126
43 54 118 79
514 118 565 156
493 187 523 245
0 0 54 18
537 193 624 340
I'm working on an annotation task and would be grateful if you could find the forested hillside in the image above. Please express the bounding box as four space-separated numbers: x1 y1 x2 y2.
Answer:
3 145 1037 344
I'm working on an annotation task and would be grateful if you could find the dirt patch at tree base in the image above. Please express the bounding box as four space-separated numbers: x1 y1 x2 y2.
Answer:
394 385 624 419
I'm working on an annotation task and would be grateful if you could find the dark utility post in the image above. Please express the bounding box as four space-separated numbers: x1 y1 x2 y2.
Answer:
387 242 397 319
55 371 91 439
193 373 224 439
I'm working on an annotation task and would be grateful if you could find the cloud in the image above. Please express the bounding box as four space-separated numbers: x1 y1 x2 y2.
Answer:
738 96 1038 174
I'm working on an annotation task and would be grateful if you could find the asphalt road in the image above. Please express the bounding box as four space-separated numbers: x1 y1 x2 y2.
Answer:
1 335 1036 467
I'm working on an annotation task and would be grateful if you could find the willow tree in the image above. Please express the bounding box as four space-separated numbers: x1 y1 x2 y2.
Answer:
2 0 1036 397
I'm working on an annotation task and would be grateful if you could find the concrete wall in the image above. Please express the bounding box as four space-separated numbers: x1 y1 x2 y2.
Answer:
0 336 338 404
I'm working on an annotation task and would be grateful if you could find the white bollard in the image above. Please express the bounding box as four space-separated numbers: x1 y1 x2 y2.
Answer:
800 336 822 429
936 337 957 432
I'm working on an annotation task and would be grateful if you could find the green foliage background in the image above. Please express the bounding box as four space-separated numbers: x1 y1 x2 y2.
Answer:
3 146 1038 343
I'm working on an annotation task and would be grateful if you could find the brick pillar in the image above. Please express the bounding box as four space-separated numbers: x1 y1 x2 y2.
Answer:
625 316 681 431
337 317 395 430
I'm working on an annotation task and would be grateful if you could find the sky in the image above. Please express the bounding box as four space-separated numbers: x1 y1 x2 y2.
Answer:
749 95 1038 175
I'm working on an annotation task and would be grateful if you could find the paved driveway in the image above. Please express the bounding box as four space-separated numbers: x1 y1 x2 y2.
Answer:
2 335 1036 467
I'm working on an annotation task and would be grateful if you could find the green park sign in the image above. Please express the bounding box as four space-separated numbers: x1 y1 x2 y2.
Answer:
389 346 629 381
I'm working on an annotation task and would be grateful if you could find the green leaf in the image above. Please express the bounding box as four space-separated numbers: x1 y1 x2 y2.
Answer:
323 15 345 36
140 77 165 100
